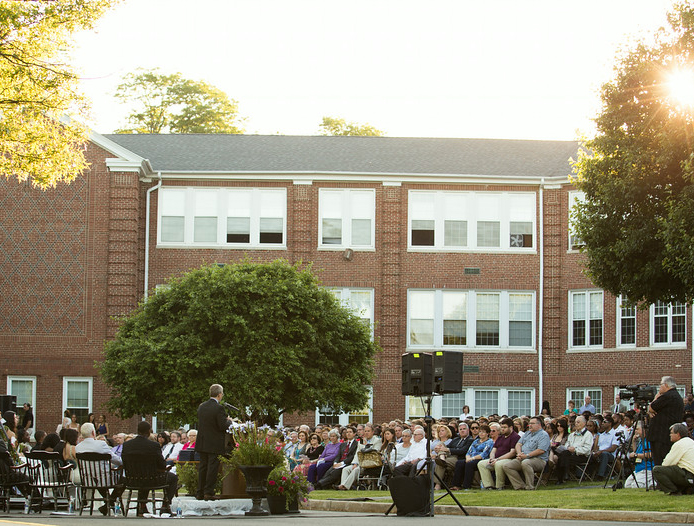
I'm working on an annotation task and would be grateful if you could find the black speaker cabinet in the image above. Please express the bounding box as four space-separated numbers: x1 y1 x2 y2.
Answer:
433 350 463 394
402 352 433 395
0 395 17 415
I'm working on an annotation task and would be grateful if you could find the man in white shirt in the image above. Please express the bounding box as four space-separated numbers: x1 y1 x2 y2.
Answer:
75 423 123 515
592 416 618 479
339 423 382 490
163 431 184 466
111 433 126 458
653 423 694 495
554 416 593 483
394 427 428 477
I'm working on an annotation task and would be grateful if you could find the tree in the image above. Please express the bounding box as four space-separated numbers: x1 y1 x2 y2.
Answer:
100 260 378 425
318 116 384 136
572 2 694 305
0 0 115 188
114 69 244 134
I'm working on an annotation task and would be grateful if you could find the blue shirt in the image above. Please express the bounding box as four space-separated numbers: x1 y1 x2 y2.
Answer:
518 429 551 461
467 438 494 459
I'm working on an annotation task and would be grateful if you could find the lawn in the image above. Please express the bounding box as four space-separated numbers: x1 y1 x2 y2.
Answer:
310 482 693 513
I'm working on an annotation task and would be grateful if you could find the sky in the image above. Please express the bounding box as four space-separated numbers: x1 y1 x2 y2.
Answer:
72 0 676 140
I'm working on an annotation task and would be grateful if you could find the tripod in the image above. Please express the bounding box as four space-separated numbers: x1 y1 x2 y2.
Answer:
385 394 467 517
608 404 652 491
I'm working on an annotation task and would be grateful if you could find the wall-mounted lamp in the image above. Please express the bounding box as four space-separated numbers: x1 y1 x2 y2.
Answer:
343 248 354 261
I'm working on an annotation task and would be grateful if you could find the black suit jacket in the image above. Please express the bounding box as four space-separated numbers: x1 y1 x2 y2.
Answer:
195 398 228 455
649 388 684 444
448 435 474 457
336 439 358 465
121 435 166 471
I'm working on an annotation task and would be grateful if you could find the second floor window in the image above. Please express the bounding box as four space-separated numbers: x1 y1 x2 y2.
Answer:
651 301 686 346
570 290 603 348
319 189 375 249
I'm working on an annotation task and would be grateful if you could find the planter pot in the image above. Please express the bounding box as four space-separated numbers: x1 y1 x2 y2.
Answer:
266 494 287 515
238 465 273 516
287 497 300 514
220 467 248 498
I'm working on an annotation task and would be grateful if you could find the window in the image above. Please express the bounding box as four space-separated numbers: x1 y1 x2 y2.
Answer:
407 289 535 350
475 390 499 416
316 387 373 426
507 391 533 417
568 388 602 414
616 296 636 347
63 377 92 424
158 187 286 248
319 189 375 249
329 288 374 335
568 191 586 250
651 301 686 345
441 392 466 418
408 191 535 251
570 290 603 348
7 376 36 428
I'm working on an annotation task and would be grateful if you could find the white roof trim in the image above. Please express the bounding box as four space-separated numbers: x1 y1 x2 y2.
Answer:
90 131 154 175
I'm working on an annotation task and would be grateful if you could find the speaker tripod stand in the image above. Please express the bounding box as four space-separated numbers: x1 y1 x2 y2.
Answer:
385 394 468 517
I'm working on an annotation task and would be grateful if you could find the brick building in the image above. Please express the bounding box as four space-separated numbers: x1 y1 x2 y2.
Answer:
1 133 690 433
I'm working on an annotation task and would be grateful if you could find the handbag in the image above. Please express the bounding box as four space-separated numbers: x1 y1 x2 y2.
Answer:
358 449 383 469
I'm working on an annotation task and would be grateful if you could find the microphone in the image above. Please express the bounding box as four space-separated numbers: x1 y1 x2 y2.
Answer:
223 402 239 412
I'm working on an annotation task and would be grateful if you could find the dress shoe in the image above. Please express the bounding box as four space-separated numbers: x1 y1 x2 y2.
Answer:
136 504 147 517
434 457 447 467
160 505 172 515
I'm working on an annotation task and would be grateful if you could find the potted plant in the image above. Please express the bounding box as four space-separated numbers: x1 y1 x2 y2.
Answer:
266 465 312 514
221 422 285 516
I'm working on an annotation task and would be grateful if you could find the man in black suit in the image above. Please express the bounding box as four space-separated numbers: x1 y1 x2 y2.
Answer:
195 383 230 500
121 421 178 516
648 375 685 466
315 426 358 489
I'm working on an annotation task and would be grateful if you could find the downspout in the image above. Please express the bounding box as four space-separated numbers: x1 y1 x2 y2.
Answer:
144 172 163 301
538 179 545 412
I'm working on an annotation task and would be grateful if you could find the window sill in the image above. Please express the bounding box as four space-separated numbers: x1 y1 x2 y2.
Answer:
156 243 287 250
407 247 537 255
317 246 376 252
566 345 688 354
406 347 536 354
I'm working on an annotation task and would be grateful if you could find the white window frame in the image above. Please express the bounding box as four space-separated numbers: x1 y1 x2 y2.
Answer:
568 190 586 251
569 290 603 349
7 376 36 429
567 387 602 414
650 301 687 347
407 387 535 420
408 191 536 252
316 386 373 426
616 296 636 348
62 377 93 422
407 289 536 351
157 187 287 249
318 189 375 250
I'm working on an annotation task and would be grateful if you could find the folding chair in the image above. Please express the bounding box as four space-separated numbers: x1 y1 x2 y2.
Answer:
532 459 554 489
75 452 124 516
355 448 386 490
0 451 29 512
122 454 170 517
25 451 73 513
576 454 594 483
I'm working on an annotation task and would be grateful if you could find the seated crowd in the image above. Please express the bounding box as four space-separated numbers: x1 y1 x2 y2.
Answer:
4 385 694 499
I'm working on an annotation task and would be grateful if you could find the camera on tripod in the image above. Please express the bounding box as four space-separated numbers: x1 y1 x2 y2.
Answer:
618 384 658 406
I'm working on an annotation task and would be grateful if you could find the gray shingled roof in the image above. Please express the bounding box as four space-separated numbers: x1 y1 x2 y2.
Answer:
104 134 578 177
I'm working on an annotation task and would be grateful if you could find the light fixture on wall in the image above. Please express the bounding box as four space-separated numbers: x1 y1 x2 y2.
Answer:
343 248 354 261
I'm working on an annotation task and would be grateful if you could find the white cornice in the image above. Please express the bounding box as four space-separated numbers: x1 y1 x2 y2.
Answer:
90 131 154 175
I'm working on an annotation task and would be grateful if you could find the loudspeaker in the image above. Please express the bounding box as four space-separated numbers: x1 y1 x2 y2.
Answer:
0 395 17 415
402 352 433 395
433 350 463 394
388 474 431 516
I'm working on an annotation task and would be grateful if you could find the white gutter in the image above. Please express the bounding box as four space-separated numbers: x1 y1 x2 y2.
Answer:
538 180 545 411
144 172 163 301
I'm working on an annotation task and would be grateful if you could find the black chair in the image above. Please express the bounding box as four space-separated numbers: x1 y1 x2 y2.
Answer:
75 452 124 516
122 454 170 517
0 451 29 512
25 451 73 513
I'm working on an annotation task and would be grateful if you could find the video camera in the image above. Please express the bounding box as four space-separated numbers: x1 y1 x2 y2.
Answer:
619 384 658 404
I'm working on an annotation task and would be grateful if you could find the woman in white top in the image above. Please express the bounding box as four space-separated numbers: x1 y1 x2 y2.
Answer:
459 405 471 420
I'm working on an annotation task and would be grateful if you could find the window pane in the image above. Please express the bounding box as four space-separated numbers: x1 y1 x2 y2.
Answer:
410 319 434 345
476 320 499 345
475 390 498 417
510 221 533 248
442 393 465 418
351 218 371 245
589 292 603 318
509 321 532 346
621 317 635 345
508 391 532 417
587 390 602 413
673 312 686 343
412 220 435 246
194 217 217 242
572 293 585 320
10 380 33 406
444 220 467 247
227 217 250 243
322 218 342 244
477 221 500 247
67 381 89 407
476 293 499 346
259 217 283 244
408 396 426 419
573 320 586 346
443 320 466 345
589 319 603 346
161 216 184 242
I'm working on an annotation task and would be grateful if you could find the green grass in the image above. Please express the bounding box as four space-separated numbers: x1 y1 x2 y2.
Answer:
310 482 693 513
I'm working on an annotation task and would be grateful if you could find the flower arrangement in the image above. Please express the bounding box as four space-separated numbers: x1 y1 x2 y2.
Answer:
222 421 286 469
266 465 313 506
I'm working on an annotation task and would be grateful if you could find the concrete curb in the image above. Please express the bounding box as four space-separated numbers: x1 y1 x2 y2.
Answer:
304 499 694 523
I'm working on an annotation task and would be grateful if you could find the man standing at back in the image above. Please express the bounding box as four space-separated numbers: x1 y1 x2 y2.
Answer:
196 383 230 500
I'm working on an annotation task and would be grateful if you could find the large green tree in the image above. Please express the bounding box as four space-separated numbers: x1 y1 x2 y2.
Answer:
0 0 115 188
319 116 384 136
101 260 378 425
114 68 244 134
573 2 694 305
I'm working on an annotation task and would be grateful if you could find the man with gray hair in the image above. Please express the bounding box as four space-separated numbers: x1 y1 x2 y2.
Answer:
648 376 684 466
652 423 694 495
